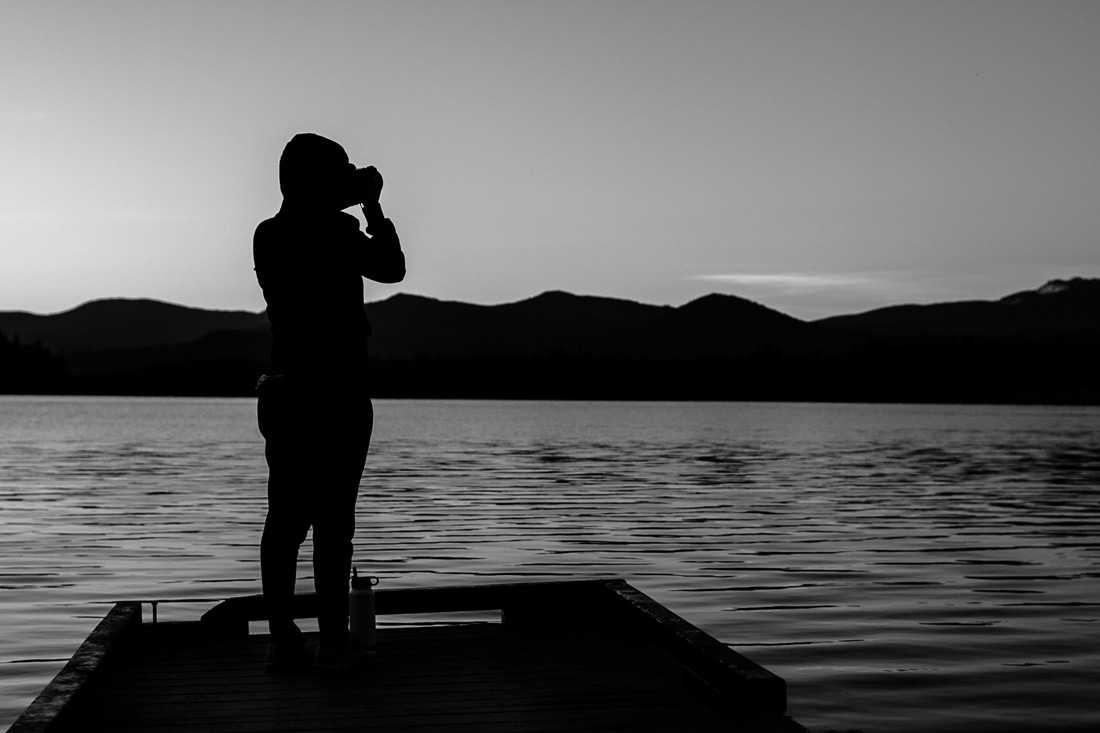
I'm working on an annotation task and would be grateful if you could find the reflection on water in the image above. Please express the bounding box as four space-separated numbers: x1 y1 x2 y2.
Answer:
1 397 1098 732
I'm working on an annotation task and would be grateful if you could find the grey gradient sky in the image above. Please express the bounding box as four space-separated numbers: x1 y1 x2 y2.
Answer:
2 1 1098 319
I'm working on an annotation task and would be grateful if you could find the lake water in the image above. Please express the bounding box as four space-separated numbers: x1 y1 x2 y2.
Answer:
1 396 1098 732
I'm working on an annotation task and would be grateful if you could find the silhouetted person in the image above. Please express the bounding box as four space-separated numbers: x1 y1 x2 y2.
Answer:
253 133 405 669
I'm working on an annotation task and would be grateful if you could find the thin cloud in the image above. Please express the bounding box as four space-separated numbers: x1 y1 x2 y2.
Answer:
693 273 883 290
690 272 962 318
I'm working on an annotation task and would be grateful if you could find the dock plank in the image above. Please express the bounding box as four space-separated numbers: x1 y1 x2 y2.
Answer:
89 623 801 732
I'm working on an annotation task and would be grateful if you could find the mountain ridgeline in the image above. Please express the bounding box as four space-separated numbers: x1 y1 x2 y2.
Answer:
1 278 1097 403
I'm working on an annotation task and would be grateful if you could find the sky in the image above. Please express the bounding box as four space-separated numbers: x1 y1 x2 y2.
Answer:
1 1 1098 320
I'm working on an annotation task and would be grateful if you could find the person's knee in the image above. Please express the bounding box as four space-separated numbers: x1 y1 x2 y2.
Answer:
313 525 354 550
262 515 311 551
312 518 355 559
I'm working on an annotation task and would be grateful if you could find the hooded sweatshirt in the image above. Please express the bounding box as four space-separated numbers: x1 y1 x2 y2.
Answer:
253 134 405 381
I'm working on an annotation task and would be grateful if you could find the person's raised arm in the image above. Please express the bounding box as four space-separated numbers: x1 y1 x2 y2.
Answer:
353 167 404 283
359 202 405 283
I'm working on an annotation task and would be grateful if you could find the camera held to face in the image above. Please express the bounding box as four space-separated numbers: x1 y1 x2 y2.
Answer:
349 166 383 207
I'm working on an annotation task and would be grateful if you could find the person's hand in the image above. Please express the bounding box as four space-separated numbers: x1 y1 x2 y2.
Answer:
357 166 383 205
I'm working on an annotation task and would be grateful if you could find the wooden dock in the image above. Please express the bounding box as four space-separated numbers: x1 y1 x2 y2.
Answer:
11 578 809 732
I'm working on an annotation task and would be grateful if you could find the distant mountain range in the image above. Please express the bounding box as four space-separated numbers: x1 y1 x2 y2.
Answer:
1 278 1097 403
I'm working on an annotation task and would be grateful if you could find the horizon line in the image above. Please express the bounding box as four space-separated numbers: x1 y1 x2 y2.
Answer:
2 274 1095 321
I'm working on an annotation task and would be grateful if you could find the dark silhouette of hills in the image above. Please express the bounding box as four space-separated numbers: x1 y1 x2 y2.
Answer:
0 278 1097 403
360 290 838 399
0 298 267 353
817 277 1100 339
808 278 1100 404
0 299 269 396
364 290 827 361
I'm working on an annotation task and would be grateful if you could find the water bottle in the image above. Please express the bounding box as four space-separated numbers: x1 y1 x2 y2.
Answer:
349 569 379 647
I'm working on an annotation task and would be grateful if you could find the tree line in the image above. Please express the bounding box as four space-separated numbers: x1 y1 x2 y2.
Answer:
0 330 71 394
2 329 1098 404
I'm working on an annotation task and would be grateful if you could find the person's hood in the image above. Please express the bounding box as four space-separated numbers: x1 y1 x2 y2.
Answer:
279 133 352 208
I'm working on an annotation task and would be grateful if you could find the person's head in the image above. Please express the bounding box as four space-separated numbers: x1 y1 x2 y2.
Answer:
279 133 357 209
